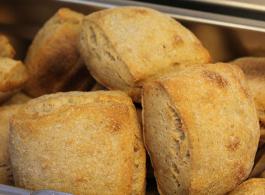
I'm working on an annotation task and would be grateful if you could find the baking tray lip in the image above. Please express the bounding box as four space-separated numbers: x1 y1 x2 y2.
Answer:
0 184 73 195
57 0 265 32
184 0 265 13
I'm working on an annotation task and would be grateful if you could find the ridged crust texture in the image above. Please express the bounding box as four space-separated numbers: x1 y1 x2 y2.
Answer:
79 6 210 102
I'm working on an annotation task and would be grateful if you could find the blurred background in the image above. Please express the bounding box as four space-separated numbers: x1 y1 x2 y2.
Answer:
0 0 265 62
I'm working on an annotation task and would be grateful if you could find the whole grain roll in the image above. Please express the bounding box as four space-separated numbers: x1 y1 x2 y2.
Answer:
24 8 94 97
79 6 210 102
0 57 28 103
0 105 22 184
142 63 259 194
228 178 265 195
9 91 146 195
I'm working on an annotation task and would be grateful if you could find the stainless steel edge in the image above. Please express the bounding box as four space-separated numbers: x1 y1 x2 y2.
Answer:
185 0 265 12
0 184 31 195
56 0 265 32
0 184 73 195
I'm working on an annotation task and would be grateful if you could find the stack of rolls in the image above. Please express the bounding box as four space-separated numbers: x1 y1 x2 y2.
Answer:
0 5 263 195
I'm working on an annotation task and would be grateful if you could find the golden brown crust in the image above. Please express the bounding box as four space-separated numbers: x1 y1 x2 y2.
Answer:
0 58 28 92
143 63 259 195
0 34 15 58
0 57 28 103
228 179 265 195
24 8 94 97
0 105 22 184
79 6 210 102
10 91 145 194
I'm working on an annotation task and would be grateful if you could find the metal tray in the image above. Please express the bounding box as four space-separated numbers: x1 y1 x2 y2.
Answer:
185 0 265 13
0 0 265 194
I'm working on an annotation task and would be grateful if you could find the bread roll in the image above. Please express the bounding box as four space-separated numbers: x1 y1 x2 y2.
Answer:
79 6 210 102
0 57 28 103
9 91 146 195
228 178 265 195
0 34 15 58
0 105 21 184
143 63 259 194
232 57 265 144
24 8 94 97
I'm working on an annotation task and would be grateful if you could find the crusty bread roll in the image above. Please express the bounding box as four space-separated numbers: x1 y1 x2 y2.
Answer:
0 34 15 58
228 178 265 195
9 91 146 195
2 92 31 106
79 6 211 102
143 63 259 194
232 57 265 144
0 57 28 103
0 105 21 184
24 8 94 97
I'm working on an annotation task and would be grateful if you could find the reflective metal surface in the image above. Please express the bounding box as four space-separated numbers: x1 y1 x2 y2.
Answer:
188 0 265 12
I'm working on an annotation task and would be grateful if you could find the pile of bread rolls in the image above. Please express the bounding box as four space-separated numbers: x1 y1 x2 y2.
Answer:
0 6 265 195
